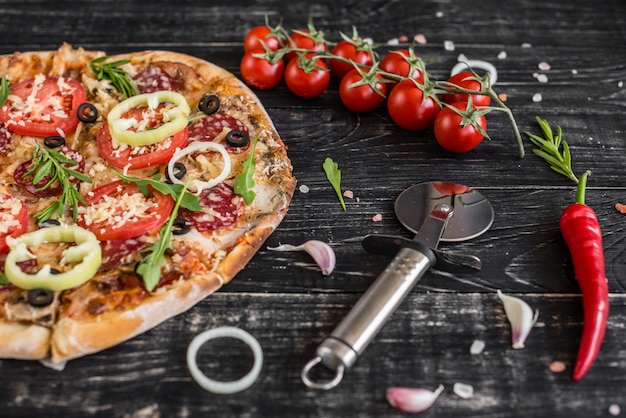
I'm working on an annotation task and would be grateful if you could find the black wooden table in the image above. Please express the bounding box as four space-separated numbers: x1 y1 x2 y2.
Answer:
1 0 625 417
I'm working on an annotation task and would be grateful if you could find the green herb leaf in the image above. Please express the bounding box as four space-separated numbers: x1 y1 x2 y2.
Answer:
114 170 202 212
28 144 92 223
234 135 258 205
0 76 10 107
524 116 578 183
0 270 9 285
89 56 138 98
323 157 346 211
136 181 191 292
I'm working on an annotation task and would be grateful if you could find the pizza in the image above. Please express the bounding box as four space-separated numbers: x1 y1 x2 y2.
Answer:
0 43 295 365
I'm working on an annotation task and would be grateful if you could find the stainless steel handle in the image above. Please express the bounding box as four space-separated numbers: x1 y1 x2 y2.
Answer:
302 244 435 390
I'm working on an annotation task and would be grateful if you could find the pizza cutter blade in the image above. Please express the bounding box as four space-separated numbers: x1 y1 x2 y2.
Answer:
301 181 494 390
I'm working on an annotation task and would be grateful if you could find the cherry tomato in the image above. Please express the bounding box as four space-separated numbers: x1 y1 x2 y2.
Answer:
0 76 87 137
339 69 387 113
285 30 327 62
441 71 491 106
243 25 283 53
0 194 28 253
329 40 374 79
78 181 174 241
387 79 440 131
240 51 285 90
97 123 188 170
434 102 487 153
284 57 330 99
379 50 424 87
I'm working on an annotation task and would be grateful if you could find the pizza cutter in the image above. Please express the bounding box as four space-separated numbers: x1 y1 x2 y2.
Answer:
301 181 494 390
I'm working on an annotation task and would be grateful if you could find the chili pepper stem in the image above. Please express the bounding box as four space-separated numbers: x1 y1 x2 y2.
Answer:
575 170 591 205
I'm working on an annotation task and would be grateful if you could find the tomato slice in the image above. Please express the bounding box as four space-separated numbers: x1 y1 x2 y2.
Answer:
97 122 188 170
77 181 174 241
0 76 87 137
0 194 29 254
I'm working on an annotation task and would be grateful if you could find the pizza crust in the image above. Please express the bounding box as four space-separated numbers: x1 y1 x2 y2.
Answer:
0 321 50 360
0 45 296 365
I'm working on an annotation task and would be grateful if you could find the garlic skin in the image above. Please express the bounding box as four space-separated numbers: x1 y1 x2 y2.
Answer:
267 240 336 275
497 289 539 349
386 385 444 413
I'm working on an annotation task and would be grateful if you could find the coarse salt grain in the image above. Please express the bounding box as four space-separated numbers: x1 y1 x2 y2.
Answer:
435 11 444 17
536 74 549 83
298 185 310 194
619 81 624 88
532 93 543 102
538 61 551 70
521 42 532 48
609 404 621 416
572 69 579 75
497 51 507 59
457 53 468 62
387 38 399 46
453 382 474 399
469 339 485 355
343 190 354 199
548 361 567 373
444 40 455 51
372 214 383 222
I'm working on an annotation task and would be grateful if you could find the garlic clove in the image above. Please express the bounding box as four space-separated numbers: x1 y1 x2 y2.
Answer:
267 240 336 275
497 289 538 349
386 384 444 413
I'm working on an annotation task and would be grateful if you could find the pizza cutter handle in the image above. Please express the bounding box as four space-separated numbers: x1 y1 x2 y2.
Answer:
301 243 435 390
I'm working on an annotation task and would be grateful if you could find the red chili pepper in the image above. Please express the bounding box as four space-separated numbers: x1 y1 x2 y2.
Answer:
558 171 609 381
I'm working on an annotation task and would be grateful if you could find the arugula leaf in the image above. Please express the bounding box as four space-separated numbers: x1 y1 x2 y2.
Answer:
323 157 346 211
89 56 138 98
234 135 258 205
136 181 191 292
0 76 10 107
115 170 202 212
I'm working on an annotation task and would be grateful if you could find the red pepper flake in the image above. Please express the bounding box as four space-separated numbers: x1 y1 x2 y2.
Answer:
616 203 626 214
548 360 567 373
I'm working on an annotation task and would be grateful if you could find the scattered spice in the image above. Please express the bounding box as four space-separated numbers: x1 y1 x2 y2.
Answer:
372 213 383 222
414 34 427 44
616 203 626 214
549 360 567 373
498 93 508 102
343 190 354 199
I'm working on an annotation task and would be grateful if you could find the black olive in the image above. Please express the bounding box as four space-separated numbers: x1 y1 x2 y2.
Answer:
77 102 98 123
38 219 61 228
226 130 250 148
172 218 191 235
27 289 54 308
198 94 220 115
43 136 65 148
165 162 187 183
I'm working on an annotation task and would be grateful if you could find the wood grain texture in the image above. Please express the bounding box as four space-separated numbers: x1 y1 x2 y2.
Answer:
0 0 625 416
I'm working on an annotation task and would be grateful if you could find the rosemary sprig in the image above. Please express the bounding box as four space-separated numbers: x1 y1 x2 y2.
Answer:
89 56 138 98
0 76 9 107
524 116 578 183
27 143 92 222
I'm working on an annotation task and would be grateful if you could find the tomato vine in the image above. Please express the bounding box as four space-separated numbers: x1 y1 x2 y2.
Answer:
241 18 525 158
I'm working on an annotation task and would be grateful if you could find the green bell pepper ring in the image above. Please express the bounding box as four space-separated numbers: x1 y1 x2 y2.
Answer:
4 225 102 291
107 90 191 147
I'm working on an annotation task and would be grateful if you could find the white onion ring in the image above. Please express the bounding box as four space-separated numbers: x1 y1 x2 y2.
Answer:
167 141 231 193
450 59 498 86
186 326 263 394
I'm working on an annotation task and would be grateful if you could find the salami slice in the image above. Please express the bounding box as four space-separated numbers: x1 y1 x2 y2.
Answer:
188 113 248 144
133 65 178 94
178 183 243 232
99 238 147 272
